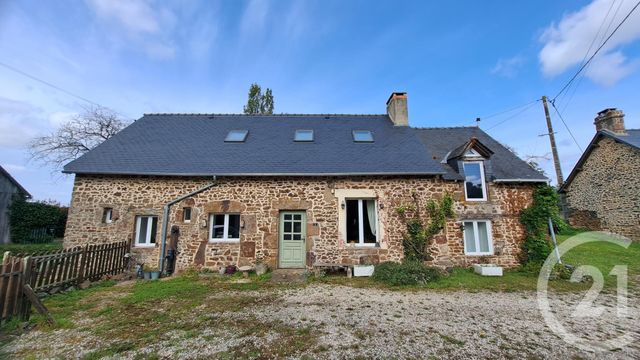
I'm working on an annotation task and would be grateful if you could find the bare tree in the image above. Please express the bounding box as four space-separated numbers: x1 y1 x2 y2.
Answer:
29 106 129 170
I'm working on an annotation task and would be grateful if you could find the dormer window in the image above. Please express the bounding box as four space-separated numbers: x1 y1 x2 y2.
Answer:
463 161 487 201
352 130 374 142
294 130 314 142
225 130 248 142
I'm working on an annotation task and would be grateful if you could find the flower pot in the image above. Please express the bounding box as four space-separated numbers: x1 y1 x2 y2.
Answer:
473 264 503 276
150 271 161 280
143 271 151 280
353 265 375 277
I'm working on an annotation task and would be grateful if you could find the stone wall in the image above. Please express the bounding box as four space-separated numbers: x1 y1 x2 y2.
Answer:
564 137 640 241
64 175 537 271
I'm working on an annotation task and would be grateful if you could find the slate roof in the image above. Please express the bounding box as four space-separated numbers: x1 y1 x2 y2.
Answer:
63 114 446 176
560 129 640 191
415 127 548 182
0 165 31 198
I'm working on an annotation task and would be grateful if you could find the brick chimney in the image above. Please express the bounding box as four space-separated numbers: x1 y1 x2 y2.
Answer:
386 92 408 126
594 108 626 134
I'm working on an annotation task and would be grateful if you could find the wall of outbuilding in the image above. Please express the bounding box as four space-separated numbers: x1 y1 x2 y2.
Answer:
64 175 537 271
564 137 640 241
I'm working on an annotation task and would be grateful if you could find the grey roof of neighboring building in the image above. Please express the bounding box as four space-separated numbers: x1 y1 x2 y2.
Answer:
63 114 446 176
0 165 31 198
560 129 640 192
414 127 548 182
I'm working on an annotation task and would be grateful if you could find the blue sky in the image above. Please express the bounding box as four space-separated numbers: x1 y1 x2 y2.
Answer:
1 0 639 204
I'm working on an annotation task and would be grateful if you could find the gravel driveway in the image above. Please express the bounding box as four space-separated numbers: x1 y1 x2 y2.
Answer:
4 283 639 359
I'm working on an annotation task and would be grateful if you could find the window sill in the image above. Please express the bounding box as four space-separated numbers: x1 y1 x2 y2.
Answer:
208 239 240 244
464 198 488 202
346 243 379 248
464 253 494 256
134 244 156 249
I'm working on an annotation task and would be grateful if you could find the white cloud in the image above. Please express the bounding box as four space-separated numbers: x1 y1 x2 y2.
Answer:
491 55 526 78
0 97 43 148
240 0 270 37
48 111 77 127
1 163 27 173
539 0 640 86
85 0 177 59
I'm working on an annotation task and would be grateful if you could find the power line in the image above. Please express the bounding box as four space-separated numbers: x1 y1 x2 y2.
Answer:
550 100 583 152
484 100 540 131
552 0 640 102
0 60 134 121
477 99 540 122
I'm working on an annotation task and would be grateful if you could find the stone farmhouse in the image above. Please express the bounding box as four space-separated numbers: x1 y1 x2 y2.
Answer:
62 93 547 272
560 108 640 241
0 166 31 244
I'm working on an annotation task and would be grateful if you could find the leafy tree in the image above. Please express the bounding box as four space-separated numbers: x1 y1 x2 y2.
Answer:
243 83 274 114
29 106 129 171
9 197 68 243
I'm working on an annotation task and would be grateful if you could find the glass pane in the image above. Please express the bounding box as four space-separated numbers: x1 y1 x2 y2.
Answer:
284 234 292 240
212 215 225 238
284 214 292 221
477 222 490 253
284 222 291 232
150 217 157 243
463 163 485 199
464 222 476 253
293 222 301 233
293 234 301 240
363 200 377 243
346 200 359 243
137 217 148 244
294 130 314 142
294 214 302 221
352 130 374 142
225 130 248 142
228 215 240 239
183 208 191 221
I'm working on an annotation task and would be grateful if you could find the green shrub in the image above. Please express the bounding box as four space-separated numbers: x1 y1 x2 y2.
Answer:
8 198 68 243
372 261 441 286
519 185 567 265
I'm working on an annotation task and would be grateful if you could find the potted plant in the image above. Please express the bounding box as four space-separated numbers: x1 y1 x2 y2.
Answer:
143 265 159 280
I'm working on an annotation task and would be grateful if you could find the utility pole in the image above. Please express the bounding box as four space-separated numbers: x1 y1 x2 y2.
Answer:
541 96 564 187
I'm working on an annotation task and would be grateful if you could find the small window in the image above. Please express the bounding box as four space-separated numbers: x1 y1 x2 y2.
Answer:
463 220 493 255
294 129 314 142
183 207 192 223
209 214 240 242
135 216 158 247
463 161 487 201
225 130 248 142
102 208 113 224
352 130 374 142
346 199 377 246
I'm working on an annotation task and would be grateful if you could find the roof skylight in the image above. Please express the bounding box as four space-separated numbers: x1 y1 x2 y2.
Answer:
294 130 314 142
352 130 374 142
225 130 248 142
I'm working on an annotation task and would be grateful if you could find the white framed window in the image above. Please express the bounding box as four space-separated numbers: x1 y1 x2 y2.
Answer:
345 199 378 246
463 220 493 255
463 161 487 201
209 214 240 242
183 207 192 223
102 208 113 224
135 216 158 247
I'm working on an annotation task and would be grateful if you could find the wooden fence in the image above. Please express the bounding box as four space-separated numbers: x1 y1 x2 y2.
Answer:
0 240 131 324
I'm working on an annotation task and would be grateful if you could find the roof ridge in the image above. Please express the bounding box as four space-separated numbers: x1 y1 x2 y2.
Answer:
143 113 389 117
413 126 477 129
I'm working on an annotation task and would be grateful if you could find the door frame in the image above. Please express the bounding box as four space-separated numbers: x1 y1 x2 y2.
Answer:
278 211 307 269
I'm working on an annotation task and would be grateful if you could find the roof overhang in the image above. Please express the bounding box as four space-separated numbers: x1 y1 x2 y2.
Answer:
63 170 447 177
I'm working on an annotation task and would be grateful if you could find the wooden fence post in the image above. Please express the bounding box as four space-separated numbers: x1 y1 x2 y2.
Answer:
20 256 33 321
77 245 88 285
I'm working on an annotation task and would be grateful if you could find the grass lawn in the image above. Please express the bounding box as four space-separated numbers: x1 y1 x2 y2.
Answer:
0 241 63 260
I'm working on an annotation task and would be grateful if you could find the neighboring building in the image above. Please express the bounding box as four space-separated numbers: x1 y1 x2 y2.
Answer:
62 93 547 272
560 108 640 241
0 166 31 244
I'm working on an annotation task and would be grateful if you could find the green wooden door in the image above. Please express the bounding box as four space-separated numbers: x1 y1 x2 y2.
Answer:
279 212 306 268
